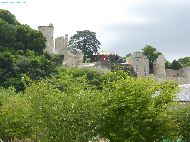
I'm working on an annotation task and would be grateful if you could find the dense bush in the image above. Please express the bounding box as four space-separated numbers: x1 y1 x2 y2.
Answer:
0 69 179 142
174 104 190 141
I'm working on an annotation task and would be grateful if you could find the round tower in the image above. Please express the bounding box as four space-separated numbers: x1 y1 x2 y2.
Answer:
38 23 54 54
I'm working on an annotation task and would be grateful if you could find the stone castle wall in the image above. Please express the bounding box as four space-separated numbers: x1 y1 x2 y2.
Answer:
54 35 69 55
126 52 149 77
127 52 190 84
38 23 83 67
38 23 54 54
153 55 166 78
63 50 83 67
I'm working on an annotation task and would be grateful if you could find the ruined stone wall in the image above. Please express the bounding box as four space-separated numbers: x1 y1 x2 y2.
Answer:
79 62 112 74
38 23 84 67
165 68 189 84
126 52 149 77
182 66 190 83
54 36 68 55
38 23 54 54
165 69 183 77
153 55 166 78
63 51 83 67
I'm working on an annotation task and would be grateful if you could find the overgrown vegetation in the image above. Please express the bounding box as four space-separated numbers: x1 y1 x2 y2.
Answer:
0 9 62 92
0 9 190 142
0 68 180 142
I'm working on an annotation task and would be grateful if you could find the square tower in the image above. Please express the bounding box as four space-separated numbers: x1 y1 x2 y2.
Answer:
38 23 54 54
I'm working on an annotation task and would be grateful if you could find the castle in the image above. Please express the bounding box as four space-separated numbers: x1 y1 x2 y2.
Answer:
38 24 190 84
126 51 190 84
38 23 113 72
38 23 83 67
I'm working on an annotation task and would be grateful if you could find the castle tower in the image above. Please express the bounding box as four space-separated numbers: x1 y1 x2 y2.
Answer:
38 23 54 54
126 52 149 77
153 54 166 78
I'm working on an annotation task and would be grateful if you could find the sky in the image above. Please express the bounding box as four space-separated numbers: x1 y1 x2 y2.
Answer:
0 0 190 61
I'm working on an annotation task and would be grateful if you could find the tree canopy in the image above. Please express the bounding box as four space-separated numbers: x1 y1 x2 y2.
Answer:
0 9 17 25
0 68 179 142
178 57 190 67
0 9 59 91
0 9 189 142
69 30 101 62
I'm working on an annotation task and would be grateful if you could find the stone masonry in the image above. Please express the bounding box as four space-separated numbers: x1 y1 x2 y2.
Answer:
38 24 83 67
126 52 149 77
38 23 54 54
153 54 166 78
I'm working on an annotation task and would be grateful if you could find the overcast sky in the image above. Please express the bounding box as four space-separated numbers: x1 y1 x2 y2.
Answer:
0 0 190 61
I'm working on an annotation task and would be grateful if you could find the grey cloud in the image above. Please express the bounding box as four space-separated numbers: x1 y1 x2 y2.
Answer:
102 0 190 61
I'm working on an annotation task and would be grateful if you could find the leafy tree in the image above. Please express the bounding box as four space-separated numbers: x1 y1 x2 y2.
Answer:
165 60 172 69
178 57 190 67
170 60 182 70
0 19 16 47
0 9 17 25
0 49 58 91
69 30 101 62
0 75 103 141
99 71 178 142
15 24 46 53
165 60 182 70
142 45 162 73
0 10 56 91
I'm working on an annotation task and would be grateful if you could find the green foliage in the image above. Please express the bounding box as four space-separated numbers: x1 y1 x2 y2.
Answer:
0 19 16 47
165 60 172 69
170 60 182 70
0 68 179 141
142 45 162 73
0 77 103 141
0 9 183 142
15 24 46 53
165 60 182 70
0 9 17 25
178 57 190 67
174 104 190 141
69 30 101 62
0 49 57 91
99 72 178 142
49 67 103 91
0 9 57 91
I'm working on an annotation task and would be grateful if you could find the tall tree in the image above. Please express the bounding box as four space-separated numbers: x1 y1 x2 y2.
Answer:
69 30 101 62
0 9 56 91
15 24 46 54
0 19 16 47
142 45 162 73
0 9 17 25
165 60 172 69
171 60 182 70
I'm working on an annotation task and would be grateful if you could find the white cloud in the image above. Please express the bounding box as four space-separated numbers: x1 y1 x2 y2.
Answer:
1 0 145 36
1 0 189 60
